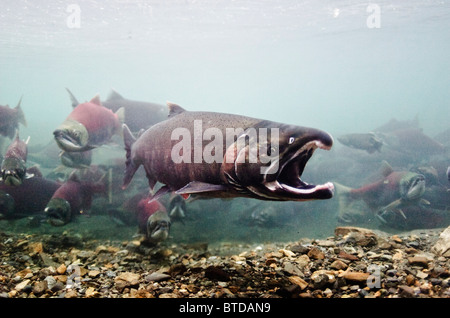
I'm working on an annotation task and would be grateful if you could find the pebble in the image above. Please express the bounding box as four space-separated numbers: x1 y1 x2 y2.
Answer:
342 272 370 283
408 256 429 268
288 276 308 290
85 287 101 298
145 272 171 282
15 279 30 291
56 264 67 275
432 226 450 257
330 260 348 270
307 247 325 260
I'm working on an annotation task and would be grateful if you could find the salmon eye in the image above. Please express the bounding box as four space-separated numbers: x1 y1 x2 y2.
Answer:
72 131 81 139
289 137 295 144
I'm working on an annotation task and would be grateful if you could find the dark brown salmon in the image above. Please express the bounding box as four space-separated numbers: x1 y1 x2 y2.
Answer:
123 103 334 202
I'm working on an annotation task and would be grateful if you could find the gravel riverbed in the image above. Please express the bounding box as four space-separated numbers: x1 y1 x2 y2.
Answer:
0 225 449 299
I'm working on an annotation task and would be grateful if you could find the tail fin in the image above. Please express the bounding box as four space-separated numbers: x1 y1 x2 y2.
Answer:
334 182 354 223
15 97 27 127
122 124 138 189
334 182 353 209
334 182 369 224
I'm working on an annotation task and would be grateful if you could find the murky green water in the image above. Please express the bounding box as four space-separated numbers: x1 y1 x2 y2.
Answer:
0 1 449 244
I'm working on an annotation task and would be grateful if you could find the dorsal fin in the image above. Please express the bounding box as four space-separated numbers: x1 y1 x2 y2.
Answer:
14 96 27 127
167 101 186 118
380 160 394 177
65 88 80 108
107 89 124 101
89 95 102 106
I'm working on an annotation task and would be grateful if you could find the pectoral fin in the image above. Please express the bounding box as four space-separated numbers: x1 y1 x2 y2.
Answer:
382 198 402 211
175 181 228 195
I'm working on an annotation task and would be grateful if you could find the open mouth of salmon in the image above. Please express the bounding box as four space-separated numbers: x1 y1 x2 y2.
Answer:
259 139 335 201
404 175 426 200
54 130 84 151
1 171 24 187
45 198 71 226
53 120 89 152
1 158 26 186
147 220 170 242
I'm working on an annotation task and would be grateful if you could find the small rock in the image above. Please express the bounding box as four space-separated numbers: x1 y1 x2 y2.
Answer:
279 249 295 258
15 268 32 279
416 271 428 279
316 239 335 247
65 289 78 298
295 255 310 268
398 285 415 297
430 278 442 286
290 244 309 254
390 235 403 243
32 281 47 296
158 293 178 298
15 279 30 291
145 272 171 282
311 270 336 283
40 252 59 268
115 272 140 286
338 250 359 261
265 258 277 266
408 256 429 268
88 270 101 278
85 287 100 298
51 281 65 292
393 251 404 261
432 226 450 257
44 276 57 290
204 266 230 281
28 242 43 254
77 250 96 259
405 274 416 286
307 247 325 260
335 226 378 247
343 271 370 283
283 262 304 276
288 276 308 290
312 274 329 289
330 260 348 270
169 264 187 276
135 289 154 298
56 264 67 275
323 288 333 297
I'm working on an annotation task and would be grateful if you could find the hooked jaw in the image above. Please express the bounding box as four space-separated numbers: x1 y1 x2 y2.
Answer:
254 136 335 201
403 174 426 201
146 211 171 243
45 198 71 226
1 157 27 186
53 120 89 152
